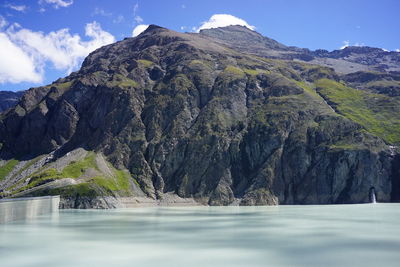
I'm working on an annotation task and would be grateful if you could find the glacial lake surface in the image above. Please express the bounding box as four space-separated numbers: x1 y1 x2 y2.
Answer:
1 204 400 267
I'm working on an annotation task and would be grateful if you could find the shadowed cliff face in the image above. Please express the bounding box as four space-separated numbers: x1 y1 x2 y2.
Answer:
0 25 398 207
0 91 24 113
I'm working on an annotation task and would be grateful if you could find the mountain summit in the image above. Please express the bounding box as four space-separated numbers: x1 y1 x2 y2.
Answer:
0 25 399 208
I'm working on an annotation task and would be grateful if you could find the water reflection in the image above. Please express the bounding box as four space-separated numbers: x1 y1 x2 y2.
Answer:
0 196 60 223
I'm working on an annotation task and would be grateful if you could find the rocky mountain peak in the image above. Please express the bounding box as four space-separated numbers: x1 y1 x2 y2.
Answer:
199 24 258 37
143 24 166 32
199 24 288 52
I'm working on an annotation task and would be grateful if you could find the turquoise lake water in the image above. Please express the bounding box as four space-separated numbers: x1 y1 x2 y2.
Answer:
1 204 400 267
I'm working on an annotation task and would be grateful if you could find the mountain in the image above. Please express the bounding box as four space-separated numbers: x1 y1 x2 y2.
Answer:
0 91 25 113
0 25 399 208
199 25 400 74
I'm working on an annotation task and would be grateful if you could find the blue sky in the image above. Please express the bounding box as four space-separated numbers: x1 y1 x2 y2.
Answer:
0 0 399 91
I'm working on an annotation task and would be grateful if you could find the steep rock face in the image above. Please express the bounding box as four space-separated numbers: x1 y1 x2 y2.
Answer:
0 25 398 207
0 91 24 112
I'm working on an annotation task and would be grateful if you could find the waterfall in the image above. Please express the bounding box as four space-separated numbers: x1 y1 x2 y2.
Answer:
369 187 377 204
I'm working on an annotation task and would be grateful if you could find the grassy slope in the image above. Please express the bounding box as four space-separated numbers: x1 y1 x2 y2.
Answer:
0 159 19 181
315 78 400 145
8 152 137 198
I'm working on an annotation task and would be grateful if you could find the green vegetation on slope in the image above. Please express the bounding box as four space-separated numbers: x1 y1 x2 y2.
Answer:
55 81 73 90
22 153 98 190
0 159 19 180
108 74 138 88
12 152 135 197
137 59 154 68
189 59 213 69
24 168 61 189
48 167 133 198
242 68 271 76
92 168 133 195
315 79 400 144
61 153 97 178
222 65 246 79
329 141 364 151
41 183 98 198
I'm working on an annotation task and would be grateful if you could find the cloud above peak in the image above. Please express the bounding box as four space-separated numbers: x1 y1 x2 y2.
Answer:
196 14 255 32
340 40 350 49
340 40 366 49
132 24 149 37
131 3 148 37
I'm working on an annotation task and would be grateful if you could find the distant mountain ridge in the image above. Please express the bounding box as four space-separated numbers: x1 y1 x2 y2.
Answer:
199 25 400 74
0 25 399 208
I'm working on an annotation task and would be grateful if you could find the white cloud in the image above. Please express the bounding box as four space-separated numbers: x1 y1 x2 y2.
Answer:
340 40 350 49
133 3 144 25
354 42 365 47
5 4 27 12
196 14 255 32
0 33 42 83
396 49 400 52
1 21 115 84
39 0 73 9
131 4 148 37
134 15 143 24
0 16 7 29
113 15 124 24
133 3 139 16
93 7 112 17
10 21 115 72
340 41 366 49
132 24 149 37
